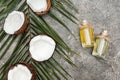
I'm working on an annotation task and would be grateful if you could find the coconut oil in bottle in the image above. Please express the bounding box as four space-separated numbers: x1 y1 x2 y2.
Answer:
92 30 109 58
80 20 95 48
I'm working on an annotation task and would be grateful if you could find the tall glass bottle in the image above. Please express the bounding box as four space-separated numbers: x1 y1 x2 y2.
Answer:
80 20 95 48
92 30 109 58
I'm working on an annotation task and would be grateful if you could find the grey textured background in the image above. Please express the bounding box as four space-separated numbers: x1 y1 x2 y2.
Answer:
69 0 120 80
1 0 120 80
58 0 120 80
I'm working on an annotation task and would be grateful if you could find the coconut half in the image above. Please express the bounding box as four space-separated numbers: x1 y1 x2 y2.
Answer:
7 63 36 80
27 0 51 15
29 35 56 62
3 11 28 35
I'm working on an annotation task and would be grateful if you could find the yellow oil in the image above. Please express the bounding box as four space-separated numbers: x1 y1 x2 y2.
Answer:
92 37 109 58
80 25 94 48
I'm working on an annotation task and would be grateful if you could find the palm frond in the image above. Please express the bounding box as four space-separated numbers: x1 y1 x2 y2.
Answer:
0 0 78 79
0 0 20 20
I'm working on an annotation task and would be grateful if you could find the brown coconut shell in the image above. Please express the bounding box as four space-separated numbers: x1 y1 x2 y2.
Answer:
6 62 36 80
14 15 28 35
27 0 51 15
36 0 51 15
28 35 56 62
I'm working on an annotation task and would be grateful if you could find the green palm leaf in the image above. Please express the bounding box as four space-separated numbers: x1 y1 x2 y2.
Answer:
0 0 78 79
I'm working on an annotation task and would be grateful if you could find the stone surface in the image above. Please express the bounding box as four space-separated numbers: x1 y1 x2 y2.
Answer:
1 0 120 80
64 0 120 80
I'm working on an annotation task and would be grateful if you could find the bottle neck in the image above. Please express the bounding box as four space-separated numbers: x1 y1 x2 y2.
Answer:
97 31 109 41
101 30 108 37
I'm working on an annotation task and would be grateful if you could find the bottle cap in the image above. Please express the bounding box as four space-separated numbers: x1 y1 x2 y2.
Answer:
102 30 108 36
82 20 88 25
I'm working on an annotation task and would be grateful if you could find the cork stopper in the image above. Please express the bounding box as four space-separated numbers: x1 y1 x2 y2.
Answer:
79 20 92 29
82 20 88 25
101 30 108 36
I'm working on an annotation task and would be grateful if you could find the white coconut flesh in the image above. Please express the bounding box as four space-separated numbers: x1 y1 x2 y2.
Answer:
8 64 32 80
29 35 56 61
3 11 25 34
27 0 47 12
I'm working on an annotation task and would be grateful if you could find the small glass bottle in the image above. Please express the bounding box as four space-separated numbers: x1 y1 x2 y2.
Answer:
92 30 109 58
80 20 95 48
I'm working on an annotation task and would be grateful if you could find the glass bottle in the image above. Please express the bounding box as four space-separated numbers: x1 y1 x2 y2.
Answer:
92 30 109 58
80 20 95 48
